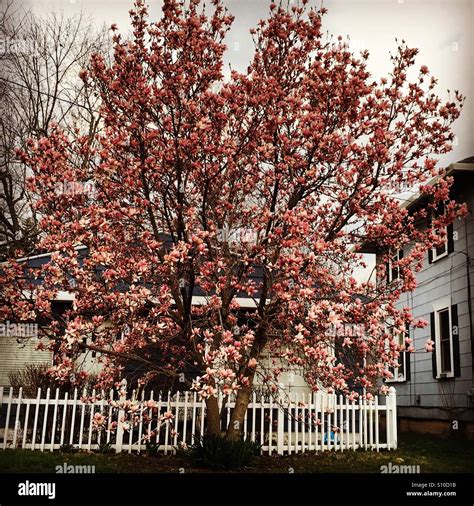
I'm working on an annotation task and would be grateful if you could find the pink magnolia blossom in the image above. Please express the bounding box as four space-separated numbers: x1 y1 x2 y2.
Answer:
161 411 174 421
247 358 258 369
92 412 106 428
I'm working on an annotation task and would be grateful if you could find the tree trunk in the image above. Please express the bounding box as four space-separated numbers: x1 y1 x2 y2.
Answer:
205 395 222 437
224 381 254 441
224 337 265 440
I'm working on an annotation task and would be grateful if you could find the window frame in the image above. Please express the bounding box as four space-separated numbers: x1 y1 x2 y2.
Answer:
433 298 454 379
387 249 403 283
431 208 449 262
386 323 408 383
431 233 449 262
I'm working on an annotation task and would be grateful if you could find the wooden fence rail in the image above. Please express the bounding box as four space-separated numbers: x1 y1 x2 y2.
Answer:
0 385 397 455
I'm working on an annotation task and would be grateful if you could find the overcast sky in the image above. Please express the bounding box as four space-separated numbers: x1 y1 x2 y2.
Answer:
9 0 474 280
17 0 473 162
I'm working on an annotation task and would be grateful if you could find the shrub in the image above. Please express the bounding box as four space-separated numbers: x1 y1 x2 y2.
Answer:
8 364 58 398
184 435 261 470
96 442 114 454
145 440 160 457
59 443 77 453
8 363 97 397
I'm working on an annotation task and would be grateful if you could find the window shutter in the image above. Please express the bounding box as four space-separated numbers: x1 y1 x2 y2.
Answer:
404 351 411 381
428 248 433 264
404 323 410 381
451 304 460 377
91 334 97 358
447 223 454 254
430 312 437 379
427 212 434 264
398 249 404 280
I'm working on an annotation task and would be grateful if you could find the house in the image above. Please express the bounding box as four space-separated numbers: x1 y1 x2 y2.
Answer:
0 248 101 387
0 247 309 395
361 158 474 439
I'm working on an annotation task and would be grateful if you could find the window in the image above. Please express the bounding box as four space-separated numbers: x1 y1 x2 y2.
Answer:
431 300 460 379
431 231 449 262
438 308 451 374
429 207 454 263
82 334 97 358
386 325 408 383
120 324 130 342
387 249 403 283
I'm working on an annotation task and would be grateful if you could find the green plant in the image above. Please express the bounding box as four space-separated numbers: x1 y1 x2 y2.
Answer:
145 440 160 457
185 435 261 470
96 441 114 454
59 443 77 453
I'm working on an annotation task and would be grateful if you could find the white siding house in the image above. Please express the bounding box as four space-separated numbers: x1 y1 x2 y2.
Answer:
0 335 53 386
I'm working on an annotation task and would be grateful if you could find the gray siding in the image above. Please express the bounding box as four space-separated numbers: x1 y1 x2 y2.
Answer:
389 181 474 421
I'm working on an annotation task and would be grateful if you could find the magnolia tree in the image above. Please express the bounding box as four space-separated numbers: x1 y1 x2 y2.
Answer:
1 0 466 440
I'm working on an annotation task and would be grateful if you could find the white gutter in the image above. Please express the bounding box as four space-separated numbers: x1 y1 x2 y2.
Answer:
23 290 265 307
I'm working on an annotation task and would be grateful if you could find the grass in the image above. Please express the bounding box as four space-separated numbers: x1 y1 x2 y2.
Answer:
0 432 473 474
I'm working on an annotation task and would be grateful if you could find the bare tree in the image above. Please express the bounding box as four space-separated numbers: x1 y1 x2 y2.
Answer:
0 3 108 259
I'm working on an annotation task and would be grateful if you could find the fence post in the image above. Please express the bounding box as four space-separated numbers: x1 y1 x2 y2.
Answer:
277 395 285 456
388 387 397 450
115 379 127 454
3 387 13 450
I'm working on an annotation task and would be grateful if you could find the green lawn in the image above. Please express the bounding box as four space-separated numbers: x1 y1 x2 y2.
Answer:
0 432 473 473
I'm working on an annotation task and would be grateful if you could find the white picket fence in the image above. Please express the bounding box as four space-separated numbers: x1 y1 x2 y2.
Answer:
0 385 397 455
